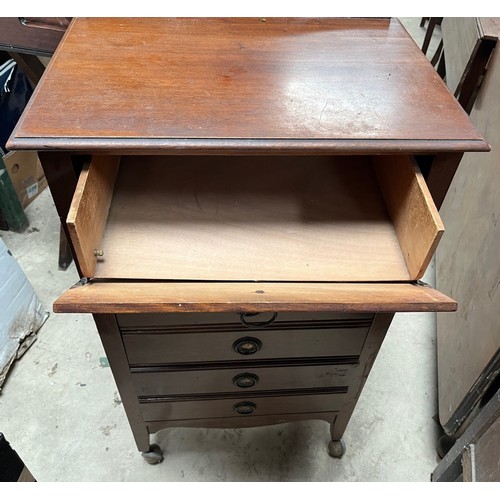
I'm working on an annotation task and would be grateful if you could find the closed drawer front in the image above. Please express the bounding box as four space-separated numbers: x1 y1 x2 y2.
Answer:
117 311 373 329
140 392 345 421
132 363 356 397
123 325 369 365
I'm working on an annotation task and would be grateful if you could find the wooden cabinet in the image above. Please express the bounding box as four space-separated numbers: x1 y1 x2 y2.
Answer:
7 17 487 464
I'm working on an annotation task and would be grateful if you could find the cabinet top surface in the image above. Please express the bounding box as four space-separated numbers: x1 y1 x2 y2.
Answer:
9 17 487 153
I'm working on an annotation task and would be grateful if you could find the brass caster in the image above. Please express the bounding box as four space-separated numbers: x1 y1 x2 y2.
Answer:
142 444 164 465
328 438 346 458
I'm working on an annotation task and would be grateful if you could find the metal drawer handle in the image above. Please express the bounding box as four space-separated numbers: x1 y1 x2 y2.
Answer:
233 337 262 355
240 312 278 329
233 373 259 388
233 401 257 415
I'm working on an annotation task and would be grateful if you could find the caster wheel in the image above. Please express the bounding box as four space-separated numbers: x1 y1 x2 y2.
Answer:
328 438 346 458
142 444 164 465
437 434 455 459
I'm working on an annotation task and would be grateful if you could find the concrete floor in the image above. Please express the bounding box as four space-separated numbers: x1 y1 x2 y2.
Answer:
0 19 444 481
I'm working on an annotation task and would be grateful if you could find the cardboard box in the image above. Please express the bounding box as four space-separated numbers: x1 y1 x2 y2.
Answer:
0 238 48 389
2 151 47 209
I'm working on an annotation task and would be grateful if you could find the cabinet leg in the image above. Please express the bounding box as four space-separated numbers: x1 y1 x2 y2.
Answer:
58 224 74 270
141 443 164 465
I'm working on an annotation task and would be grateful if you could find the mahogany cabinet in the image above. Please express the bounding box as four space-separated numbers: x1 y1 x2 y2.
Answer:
7 18 487 464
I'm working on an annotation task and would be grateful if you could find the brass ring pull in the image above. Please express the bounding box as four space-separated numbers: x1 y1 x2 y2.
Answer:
233 373 259 388
233 337 262 355
239 312 278 329
233 401 257 415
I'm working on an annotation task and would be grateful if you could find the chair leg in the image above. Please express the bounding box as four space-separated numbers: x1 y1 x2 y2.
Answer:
421 17 443 55
437 50 446 80
430 39 444 67
422 18 437 55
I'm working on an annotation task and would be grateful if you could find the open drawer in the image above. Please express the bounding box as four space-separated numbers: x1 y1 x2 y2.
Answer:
66 154 444 282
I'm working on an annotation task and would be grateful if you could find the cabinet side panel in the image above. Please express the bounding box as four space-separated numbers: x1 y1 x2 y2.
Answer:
93 314 150 451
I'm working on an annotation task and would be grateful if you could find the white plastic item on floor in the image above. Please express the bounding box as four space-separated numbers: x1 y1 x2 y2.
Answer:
0 237 48 389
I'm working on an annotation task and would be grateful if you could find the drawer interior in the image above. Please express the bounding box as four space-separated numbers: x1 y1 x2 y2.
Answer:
67 155 443 281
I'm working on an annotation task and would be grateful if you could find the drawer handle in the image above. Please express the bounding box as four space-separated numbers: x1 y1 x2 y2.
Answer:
233 337 262 355
233 401 257 415
240 312 278 329
233 373 259 388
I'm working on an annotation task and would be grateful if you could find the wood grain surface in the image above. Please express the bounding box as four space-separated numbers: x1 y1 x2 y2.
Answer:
53 281 457 314
67 155 120 277
8 17 487 153
373 155 444 279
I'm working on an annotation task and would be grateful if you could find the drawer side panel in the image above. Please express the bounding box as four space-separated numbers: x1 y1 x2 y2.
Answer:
66 155 120 277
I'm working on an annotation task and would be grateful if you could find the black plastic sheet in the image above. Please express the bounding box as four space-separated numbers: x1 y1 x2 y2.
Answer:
0 60 33 154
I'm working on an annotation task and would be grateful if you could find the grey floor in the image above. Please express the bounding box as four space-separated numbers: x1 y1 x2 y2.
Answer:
0 19 444 481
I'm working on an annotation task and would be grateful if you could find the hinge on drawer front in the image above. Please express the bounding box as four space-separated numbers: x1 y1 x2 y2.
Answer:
416 280 430 288
70 277 89 288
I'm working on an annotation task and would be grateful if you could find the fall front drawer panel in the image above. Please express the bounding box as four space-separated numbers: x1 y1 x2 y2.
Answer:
123 326 369 365
140 392 346 421
132 363 357 397
117 311 372 329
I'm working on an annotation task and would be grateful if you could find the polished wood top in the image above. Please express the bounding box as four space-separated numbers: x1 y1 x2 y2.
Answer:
9 17 487 153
